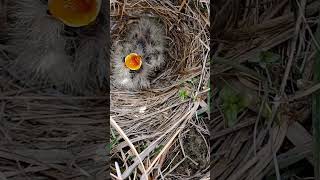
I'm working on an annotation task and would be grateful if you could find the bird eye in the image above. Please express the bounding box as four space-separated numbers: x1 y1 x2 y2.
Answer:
145 56 151 64
137 39 146 49
46 9 52 15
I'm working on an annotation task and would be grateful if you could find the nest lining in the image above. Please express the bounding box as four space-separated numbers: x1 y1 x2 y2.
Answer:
110 0 209 179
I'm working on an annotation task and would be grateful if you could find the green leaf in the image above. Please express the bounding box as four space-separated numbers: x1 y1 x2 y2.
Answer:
247 51 280 65
219 85 251 127
219 85 239 103
154 145 164 155
108 136 119 151
259 51 281 64
224 104 239 127
140 143 148 152
179 88 190 100
238 93 251 108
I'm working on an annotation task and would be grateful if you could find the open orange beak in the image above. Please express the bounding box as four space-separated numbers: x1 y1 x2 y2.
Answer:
48 0 101 27
125 53 142 71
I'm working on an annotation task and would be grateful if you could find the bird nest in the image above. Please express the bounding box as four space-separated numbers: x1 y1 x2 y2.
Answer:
110 0 210 179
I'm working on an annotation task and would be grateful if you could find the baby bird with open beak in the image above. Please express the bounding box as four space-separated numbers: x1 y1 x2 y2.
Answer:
111 17 166 90
5 0 107 94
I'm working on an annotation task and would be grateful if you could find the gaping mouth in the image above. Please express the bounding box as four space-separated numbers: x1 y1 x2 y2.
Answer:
48 0 101 27
125 53 142 71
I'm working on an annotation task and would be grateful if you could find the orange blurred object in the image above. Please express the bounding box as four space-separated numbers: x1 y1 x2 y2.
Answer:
48 0 101 27
125 53 142 71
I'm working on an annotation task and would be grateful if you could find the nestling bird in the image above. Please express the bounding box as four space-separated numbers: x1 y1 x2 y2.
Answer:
4 0 107 95
111 17 167 90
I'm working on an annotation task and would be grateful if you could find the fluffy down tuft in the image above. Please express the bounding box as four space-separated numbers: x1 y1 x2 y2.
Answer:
111 17 167 90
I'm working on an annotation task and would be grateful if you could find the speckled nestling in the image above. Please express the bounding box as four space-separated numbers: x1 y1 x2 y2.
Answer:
111 17 166 90
4 0 108 94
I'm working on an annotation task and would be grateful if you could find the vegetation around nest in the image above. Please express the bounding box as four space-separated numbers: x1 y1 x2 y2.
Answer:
212 0 320 179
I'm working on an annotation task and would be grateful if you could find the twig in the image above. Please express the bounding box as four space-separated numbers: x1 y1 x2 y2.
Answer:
110 117 147 179
115 161 123 180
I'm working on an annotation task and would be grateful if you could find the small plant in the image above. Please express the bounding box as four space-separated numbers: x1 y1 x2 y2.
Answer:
140 143 148 152
149 145 164 157
219 85 251 127
108 131 119 151
179 88 190 100
154 145 164 155
249 51 281 68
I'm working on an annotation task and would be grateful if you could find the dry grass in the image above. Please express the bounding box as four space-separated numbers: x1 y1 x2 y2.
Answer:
0 0 108 179
0 87 108 179
110 0 210 179
212 0 320 179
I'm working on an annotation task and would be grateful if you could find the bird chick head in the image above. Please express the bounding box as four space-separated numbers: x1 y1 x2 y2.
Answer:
124 53 142 71
122 28 159 71
48 0 101 27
